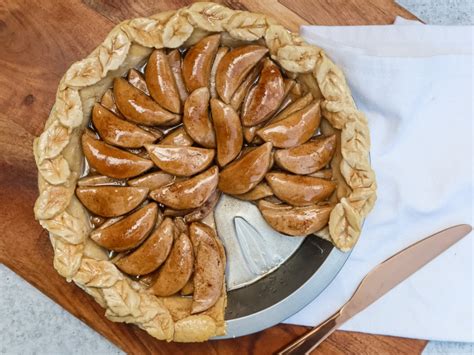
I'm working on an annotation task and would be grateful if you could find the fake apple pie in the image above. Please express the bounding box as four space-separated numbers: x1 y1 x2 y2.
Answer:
33 2 376 342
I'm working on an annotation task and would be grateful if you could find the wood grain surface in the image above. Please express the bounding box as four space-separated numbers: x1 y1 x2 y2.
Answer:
0 1 426 353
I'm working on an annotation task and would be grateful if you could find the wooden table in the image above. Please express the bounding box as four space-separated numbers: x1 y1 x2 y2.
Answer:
0 1 427 353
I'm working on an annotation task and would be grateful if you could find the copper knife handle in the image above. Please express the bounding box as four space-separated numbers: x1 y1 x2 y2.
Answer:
277 309 346 355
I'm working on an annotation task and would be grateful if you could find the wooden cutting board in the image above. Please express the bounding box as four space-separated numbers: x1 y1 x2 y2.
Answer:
0 0 427 353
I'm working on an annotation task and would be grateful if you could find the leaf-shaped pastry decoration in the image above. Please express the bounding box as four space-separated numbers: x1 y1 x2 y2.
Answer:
265 25 292 56
139 307 175 341
76 282 107 308
320 100 355 130
36 121 70 163
162 12 194 48
56 88 83 128
328 198 361 252
51 235 84 280
74 258 123 288
315 52 353 102
124 14 172 48
98 29 131 75
340 159 375 190
224 11 268 41
40 211 86 244
64 56 102 87
277 45 319 73
34 184 74 220
38 156 71 185
348 185 377 217
341 119 371 169
102 279 141 317
185 2 233 32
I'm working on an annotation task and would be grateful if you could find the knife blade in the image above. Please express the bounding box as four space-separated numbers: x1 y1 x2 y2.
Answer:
278 224 472 355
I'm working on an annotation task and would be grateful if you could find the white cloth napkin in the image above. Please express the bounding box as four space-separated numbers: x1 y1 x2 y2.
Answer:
284 18 474 342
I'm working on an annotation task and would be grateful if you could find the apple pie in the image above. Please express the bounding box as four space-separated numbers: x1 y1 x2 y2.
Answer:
33 2 376 342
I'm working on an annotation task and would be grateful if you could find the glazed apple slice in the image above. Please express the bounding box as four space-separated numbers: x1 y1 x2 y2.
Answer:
257 101 321 148
150 166 219 210
76 186 148 217
309 168 333 180
145 144 215 176
82 133 153 178
234 182 273 201
218 142 272 195
128 171 176 190
210 47 229 99
128 69 149 95
274 135 336 175
146 49 181 114
229 62 261 111
216 45 268 103
160 126 194 146
210 98 243 167
184 190 221 223
189 222 224 313
90 203 157 252
77 174 124 187
115 217 176 275
183 34 221 92
150 232 194 297
113 78 180 126
167 49 188 103
241 59 285 127
183 87 216 148
92 104 156 148
100 89 122 116
265 172 336 206
258 200 334 236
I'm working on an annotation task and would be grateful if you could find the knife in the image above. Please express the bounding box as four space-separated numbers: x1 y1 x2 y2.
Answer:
278 224 472 355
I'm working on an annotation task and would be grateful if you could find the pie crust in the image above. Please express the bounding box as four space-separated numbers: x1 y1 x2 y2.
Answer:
33 2 376 342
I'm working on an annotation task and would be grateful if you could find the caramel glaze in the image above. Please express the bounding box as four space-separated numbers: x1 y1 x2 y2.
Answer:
265 172 336 206
146 49 181 114
90 203 158 252
216 45 268 103
82 133 153 179
183 34 221 92
115 217 176 275
274 134 336 175
241 59 285 127
113 78 180 126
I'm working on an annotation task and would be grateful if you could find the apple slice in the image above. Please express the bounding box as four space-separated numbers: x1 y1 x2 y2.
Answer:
168 49 188 103
128 171 176 190
127 69 149 95
265 172 336 206
210 47 229 99
183 87 216 148
218 142 272 195
113 78 180 126
82 134 153 179
210 98 243 167
150 233 194 297
92 104 156 148
90 203 157 252
258 200 334 236
241 59 285 127
115 217 176 275
150 166 219 210
146 49 181 114
160 126 194 146
234 182 273 201
216 45 268 103
257 101 321 148
76 186 148 217
145 144 215 176
183 34 221 92
274 135 336 175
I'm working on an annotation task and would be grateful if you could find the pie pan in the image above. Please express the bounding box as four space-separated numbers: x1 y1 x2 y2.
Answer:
33 2 376 342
